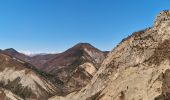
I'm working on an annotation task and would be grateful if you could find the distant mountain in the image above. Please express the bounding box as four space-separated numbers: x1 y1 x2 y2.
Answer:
3 48 30 62
42 43 106 94
2 48 57 69
0 53 60 100
43 43 105 71
29 54 57 69
1 43 108 95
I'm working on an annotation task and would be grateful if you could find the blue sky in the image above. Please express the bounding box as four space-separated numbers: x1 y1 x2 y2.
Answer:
0 0 169 54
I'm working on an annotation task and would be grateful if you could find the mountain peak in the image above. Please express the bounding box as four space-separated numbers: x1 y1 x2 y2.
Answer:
71 43 100 52
74 43 94 48
154 10 170 27
4 48 18 53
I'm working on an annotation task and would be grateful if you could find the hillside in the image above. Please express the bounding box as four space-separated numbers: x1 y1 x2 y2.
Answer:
43 43 106 94
1 43 107 96
49 10 170 100
2 48 57 69
0 53 60 100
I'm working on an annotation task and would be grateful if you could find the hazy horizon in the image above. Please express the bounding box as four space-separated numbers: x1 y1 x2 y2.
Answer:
0 0 169 53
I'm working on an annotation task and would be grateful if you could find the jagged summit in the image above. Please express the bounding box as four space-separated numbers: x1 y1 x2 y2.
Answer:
154 10 170 27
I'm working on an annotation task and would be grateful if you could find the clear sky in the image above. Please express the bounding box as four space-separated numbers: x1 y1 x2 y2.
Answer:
0 0 169 54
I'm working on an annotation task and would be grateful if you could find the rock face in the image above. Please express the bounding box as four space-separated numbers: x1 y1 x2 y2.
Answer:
43 43 106 94
0 53 59 100
49 10 170 100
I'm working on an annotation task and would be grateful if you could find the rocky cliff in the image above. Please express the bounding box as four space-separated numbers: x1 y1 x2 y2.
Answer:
49 10 170 100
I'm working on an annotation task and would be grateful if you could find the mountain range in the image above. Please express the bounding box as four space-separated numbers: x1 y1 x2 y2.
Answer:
0 43 107 99
1 10 170 100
